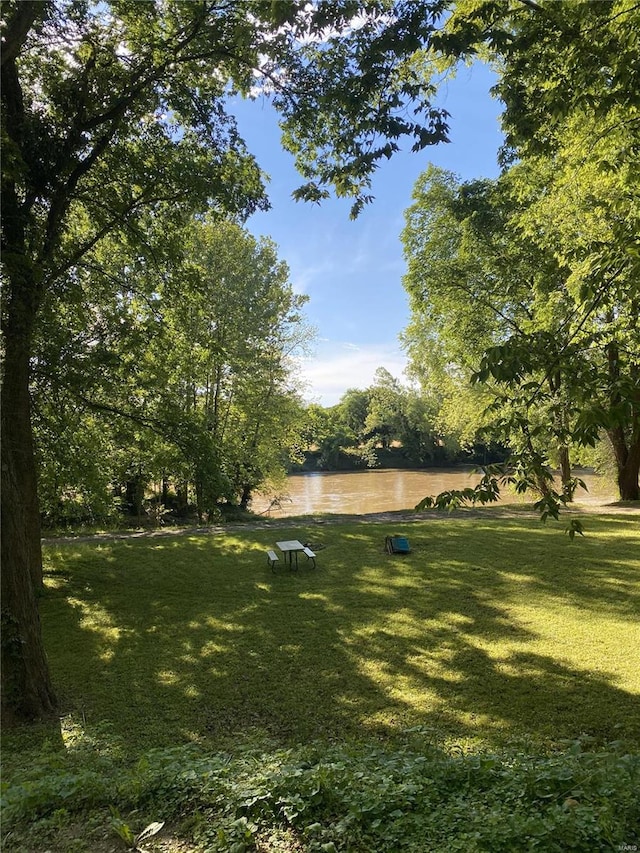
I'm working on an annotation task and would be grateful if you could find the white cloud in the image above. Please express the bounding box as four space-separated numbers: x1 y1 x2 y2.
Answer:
288 257 337 295
297 341 407 406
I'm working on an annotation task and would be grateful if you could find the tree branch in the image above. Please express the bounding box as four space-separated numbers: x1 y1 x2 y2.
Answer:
0 0 45 66
44 187 189 284
514 0 547 14
524 264 627 408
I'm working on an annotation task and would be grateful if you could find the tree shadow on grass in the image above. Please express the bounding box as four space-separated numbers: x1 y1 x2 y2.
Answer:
26 516 640 760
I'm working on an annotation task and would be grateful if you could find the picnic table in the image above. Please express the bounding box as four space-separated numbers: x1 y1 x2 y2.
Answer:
276 539 305 569
274 539 317 570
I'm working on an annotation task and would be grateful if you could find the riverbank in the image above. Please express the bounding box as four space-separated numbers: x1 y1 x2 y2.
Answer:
41 497 638 545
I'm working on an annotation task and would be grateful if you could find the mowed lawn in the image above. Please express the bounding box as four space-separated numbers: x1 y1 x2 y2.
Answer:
28 514 640 758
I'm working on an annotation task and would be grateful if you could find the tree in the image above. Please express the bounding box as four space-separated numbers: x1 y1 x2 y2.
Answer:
406 0 640 513
402 166 581 495
1 0 453 723
498 118 640 500
337 388 373 444
32 215 311 521
148 219 310 514
365 368 402 450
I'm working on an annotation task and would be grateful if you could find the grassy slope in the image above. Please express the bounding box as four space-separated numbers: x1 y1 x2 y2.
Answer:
3 513 640 852
6 513 638 761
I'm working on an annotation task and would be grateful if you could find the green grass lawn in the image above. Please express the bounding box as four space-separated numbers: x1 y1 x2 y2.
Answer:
14 513 640 755
3 513 640 852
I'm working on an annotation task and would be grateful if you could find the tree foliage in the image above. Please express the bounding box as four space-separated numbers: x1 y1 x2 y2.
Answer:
402 166 585 498
404 0 640 515
300 368 463 470
1 0 454 723
33 217 309 523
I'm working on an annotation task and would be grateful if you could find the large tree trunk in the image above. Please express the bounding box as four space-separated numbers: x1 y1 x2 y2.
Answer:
607 427 640 501
605 342 640 501
1 289 57 724
1 21 57 721
240 484 252 510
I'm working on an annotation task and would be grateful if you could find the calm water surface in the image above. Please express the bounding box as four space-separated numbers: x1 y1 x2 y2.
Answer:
251 468 615 518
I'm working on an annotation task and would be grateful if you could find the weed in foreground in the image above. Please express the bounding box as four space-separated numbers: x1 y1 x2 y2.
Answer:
2 734 639 852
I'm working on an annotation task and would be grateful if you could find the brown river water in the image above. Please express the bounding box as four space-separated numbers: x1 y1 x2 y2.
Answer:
250 468 620 518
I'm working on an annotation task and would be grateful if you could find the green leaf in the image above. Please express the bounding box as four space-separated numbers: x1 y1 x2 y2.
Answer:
565 519 585 540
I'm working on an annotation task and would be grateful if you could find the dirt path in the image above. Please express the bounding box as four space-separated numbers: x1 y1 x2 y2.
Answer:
42 499 639 546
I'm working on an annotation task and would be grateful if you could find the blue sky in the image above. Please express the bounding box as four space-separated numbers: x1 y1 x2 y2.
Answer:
232 62 504 406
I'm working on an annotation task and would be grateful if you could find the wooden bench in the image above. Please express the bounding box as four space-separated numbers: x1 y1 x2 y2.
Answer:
302 546 316 568
266 549 279 570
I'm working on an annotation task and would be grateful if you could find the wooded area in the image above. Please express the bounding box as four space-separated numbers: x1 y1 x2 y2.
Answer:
1 0 638 724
